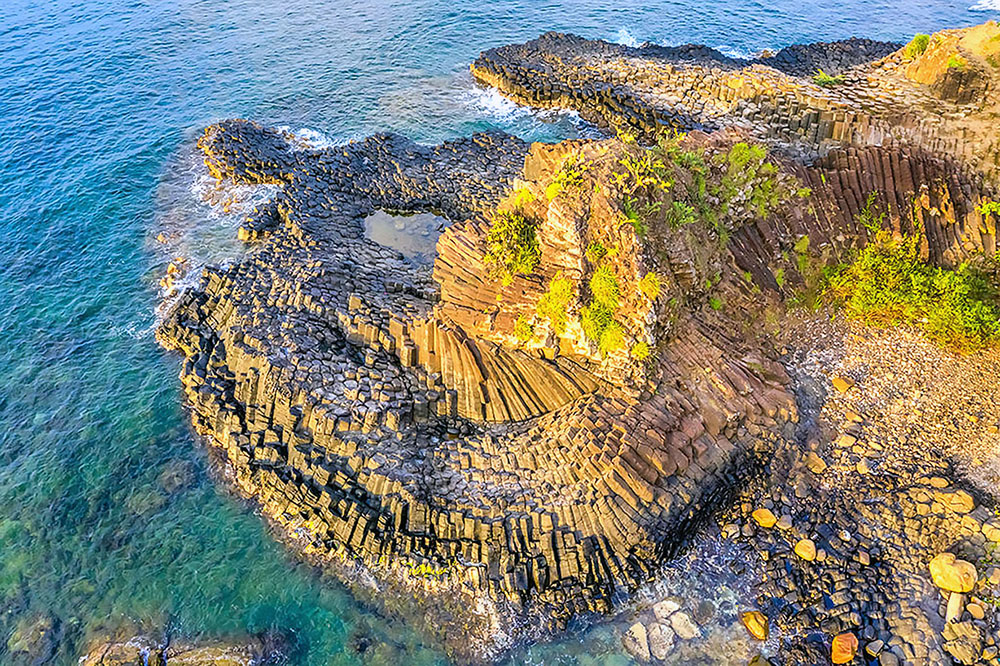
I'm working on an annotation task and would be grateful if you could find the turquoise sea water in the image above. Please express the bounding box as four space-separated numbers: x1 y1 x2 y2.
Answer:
1 1 998 664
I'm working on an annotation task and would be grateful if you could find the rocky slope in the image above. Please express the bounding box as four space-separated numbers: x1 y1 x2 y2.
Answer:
156 20 1000 666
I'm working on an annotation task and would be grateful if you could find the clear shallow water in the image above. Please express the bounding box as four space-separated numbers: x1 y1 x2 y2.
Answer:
0 0 997 664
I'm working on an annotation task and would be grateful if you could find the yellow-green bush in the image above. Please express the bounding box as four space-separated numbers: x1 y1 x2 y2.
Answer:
536 273 574 334
905 33 930 58
825 197 1000 351
484 210 539 284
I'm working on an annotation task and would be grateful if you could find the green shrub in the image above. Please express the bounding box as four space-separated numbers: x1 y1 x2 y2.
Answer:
615 148 673 195
978 200 1000 220
774 267 786 288
709 296 723 310
630 340 651 360
947 54 967 70
666 200 696 229
622 196 660 236
905 34 930 58
581 303 624 353
546 153 590 200
715 142 781 219
536 273 574 334
484 210 540 284
825 201 1000 351
585 241 608 264
514 314 534 342
589 265 620 309
812 69 845 87
510 186 536 207
639 272 661 300
581 265 627 354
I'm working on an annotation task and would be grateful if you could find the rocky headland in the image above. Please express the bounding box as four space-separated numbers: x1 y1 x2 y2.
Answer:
155 21 1000 666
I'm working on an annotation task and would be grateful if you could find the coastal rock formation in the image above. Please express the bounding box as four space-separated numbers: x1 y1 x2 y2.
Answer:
157 20 1000 665
158 117 803 658
472 22 1000 183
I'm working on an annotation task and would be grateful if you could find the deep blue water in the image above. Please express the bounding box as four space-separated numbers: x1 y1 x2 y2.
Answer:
1 1 997 664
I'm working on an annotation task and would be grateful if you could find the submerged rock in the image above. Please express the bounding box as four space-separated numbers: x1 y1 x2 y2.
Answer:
6 614 58 665
79 634 282 666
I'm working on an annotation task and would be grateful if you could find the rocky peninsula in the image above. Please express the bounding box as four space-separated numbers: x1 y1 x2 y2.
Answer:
156 21 1000 665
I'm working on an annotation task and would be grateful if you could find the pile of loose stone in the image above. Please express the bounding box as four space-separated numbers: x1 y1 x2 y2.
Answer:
156 21 1000 665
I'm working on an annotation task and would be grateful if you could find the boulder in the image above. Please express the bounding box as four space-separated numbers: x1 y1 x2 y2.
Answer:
752 508 777 528
831 632 858 664
831 375 855 393
647 622 675 660
669 612 700 640
652 599 681 621
794 538 817 561
805 452 827 474
740 611 769 641
622 622 650 662
929 552 978 592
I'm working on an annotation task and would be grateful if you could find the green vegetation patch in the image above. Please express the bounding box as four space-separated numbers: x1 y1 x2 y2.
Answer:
825 196 1000 352
585 241 608 263
536 273 574 334
947 53 967 70
484 209 540 284
589 265 620 309
978 199 1000 220
546 152 591 200
812 68 845 87
715 142 782 220
630 340 651 361
513 314 534 343
905 33 930 58
582 264 626 354
639 272 661 300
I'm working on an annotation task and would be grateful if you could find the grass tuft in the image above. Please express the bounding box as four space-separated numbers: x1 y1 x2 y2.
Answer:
639 272 661 300
536 273 574 334
484 210 539 284
905 33 930 58
514 314 534 343
812 69 845 87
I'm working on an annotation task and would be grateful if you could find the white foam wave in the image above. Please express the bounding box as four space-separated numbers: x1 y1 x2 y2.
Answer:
189 171 280 222
612 27 640 47
465 86 582 124
970 0 1000 10
276 125 339 151
714 44 764 60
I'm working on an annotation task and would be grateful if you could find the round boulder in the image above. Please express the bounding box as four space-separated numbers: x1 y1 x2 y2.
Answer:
929 552 978 593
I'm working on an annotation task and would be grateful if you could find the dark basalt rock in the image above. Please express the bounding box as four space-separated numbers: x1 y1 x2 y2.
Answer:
157 21 1000 665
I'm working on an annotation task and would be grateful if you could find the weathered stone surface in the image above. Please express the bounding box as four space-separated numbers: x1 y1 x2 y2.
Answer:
158 120 800 659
